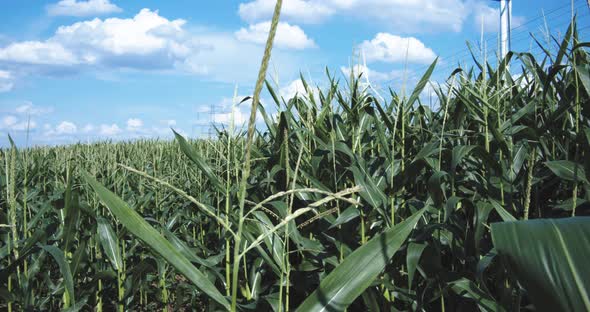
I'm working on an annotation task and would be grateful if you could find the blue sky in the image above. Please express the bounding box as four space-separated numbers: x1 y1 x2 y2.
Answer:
0 0 586 146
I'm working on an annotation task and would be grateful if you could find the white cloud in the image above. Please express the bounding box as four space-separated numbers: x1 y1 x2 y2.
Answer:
1 115 37 131
0 104 49 134
1 115 17 128
360 33 437 64
239 0 334 24
179 31 302 83
0 9 189 70
15 103 54 116
35 119 184 143
53 9 189 65
55 9 187 56
340 65 403 82
200 96 265 127
55 121 77 134
278 79 322 106
82 123 95 133
206 97 246 125
42 121 77 138
0 41 78 66
126 118 143 131
0 9 306 84
239 0 470 32
99 123 121 136
235 21 316 50
280 79 307 100
472 2 525 33
512 73 534 91
47 0 122 17
213 107 248 125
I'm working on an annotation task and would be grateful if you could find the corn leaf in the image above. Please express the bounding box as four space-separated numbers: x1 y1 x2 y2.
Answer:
96 217 123 271
296 208 425 312
491 217 590 312
41 244 76 306
82 171 230 310
546 160 588 184
173 130 224 193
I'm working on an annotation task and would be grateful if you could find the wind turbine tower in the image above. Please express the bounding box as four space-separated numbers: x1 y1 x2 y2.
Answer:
498 0 512 57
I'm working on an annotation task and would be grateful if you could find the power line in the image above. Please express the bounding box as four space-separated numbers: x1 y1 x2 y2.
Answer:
382 1 590 86
417 0 586 72
507 0 583 34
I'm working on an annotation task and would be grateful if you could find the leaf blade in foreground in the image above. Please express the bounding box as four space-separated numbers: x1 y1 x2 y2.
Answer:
296 208 426 312
82 171 230 310
491 217 590 312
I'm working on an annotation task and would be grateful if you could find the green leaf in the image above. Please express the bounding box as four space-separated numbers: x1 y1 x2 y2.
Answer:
489 122 510 156
407 242 426 289
70 241 87 276
445 196 462 222
451 145 476 173
427 171 448 207
296 208 426 312
372 98 395 132
576 64 590 97
328 206 360 229
489 199 516 222
41 244 76 306
249 258 265 301
265 293 281 312
499 102 536 133
555 19 574 67
475 202 492 252
96 217 123 271
172 130 224 193
361 288 381 312
162 228 218 269
414 142 440 161
7 134 16 149
62 171 78 254
350 163 386 209
450 278 505 312
62 297 88 312
82 171 230 310
546 160 588 184
406 58 438 108
491 217 590 312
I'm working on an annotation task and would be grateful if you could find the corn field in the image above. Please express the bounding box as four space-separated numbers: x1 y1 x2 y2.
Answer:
1 11 590 312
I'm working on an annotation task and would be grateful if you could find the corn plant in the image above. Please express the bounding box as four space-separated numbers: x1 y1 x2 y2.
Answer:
1 10 590 312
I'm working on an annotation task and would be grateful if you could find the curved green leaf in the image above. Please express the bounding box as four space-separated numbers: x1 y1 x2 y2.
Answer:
62 170 78 254
546 161 589 184
406 58 438 108
451 145 476 173
172 130 224 192
296 208 425 312
450 278 505 312
407 242 426 289
162 228 218 269
41 244 75 306
491 217 590 312
82 171 230 310
96 217 122 271
427 171 448 207
328 206 360 229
